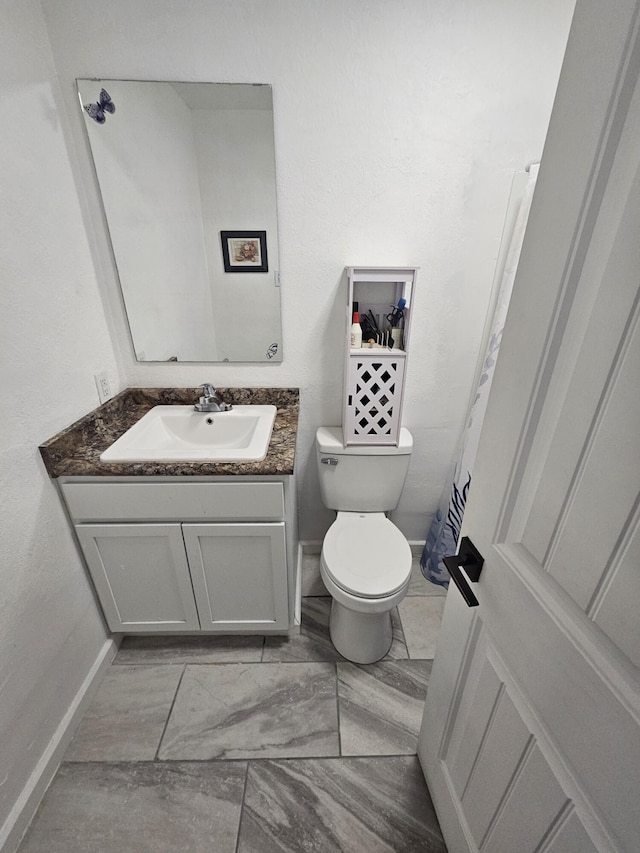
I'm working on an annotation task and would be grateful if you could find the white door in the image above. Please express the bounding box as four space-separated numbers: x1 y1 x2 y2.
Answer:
418 2 640 851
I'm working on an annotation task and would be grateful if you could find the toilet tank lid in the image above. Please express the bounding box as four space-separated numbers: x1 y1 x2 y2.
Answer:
316 426 413 455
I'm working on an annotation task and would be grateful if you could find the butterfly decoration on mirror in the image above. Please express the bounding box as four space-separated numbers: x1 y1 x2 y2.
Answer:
83 89 116 124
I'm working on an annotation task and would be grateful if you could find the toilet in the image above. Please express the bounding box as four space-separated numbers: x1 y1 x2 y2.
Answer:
315 426 413 664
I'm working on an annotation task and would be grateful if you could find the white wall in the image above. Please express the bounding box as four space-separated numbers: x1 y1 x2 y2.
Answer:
0 0 117 845
42 0 575 541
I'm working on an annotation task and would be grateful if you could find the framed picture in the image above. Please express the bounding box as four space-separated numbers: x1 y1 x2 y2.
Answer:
220 230 268 273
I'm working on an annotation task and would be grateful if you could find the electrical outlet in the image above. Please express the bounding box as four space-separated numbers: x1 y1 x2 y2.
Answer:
94 371 111 403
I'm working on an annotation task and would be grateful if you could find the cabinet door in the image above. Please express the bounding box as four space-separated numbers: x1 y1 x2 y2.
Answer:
344 354 406 445
76 524 200 632
183 523 288 632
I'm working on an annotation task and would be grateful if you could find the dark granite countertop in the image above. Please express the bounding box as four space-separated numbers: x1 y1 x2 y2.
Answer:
39 387 299 478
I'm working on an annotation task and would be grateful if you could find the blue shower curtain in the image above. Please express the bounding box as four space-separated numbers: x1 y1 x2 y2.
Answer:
421 165 539 586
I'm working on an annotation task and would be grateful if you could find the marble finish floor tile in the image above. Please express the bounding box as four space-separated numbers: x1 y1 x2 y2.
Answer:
64 664 182 761
337 660 432 755
386 607 410 659
263 597 408 662
237 755 447 853
301 551 327 596
263 597 344 662
18 761 246 853
408 557 449 597
159 662 340 760
398 596 447 659
115 634 264 664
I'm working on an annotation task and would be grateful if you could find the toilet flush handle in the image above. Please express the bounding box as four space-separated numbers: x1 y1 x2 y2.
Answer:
320 457 339 466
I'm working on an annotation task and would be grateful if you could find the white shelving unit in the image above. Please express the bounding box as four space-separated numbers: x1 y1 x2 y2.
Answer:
342 266 417 446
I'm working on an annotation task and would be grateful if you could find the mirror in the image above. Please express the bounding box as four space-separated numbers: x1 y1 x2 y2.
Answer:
77 79 282 362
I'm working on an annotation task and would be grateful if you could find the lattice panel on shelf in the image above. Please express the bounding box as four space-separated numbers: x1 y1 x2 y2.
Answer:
345 357 405 445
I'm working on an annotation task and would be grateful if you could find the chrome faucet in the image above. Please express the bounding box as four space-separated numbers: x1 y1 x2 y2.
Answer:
194 384 233 413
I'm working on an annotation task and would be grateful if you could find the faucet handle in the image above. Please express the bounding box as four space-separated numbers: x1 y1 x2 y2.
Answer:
201 383 216 398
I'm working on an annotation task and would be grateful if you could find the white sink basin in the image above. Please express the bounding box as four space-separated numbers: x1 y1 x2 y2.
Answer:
100 405 277 463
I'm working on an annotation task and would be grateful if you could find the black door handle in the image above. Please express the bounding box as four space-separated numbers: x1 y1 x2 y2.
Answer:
443 537 484 607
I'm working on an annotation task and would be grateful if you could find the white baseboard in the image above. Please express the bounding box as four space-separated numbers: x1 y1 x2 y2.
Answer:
1 638 118 853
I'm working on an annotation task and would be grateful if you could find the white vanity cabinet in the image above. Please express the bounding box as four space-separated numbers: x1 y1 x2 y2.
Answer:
60 477 295 635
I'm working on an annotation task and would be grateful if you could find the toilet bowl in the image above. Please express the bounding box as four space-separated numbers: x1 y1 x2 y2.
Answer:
320 511 412 663
316 426 413 664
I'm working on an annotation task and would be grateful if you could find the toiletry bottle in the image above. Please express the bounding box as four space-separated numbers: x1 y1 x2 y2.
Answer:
350 311 363 348
390 326 403 349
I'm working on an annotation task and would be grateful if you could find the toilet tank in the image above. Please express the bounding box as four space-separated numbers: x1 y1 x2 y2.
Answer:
316 426 413 512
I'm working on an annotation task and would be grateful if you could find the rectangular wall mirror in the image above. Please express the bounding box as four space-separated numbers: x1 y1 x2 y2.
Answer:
77 79 282 363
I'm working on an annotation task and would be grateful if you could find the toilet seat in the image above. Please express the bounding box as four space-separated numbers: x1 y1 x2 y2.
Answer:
322 512 412 599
